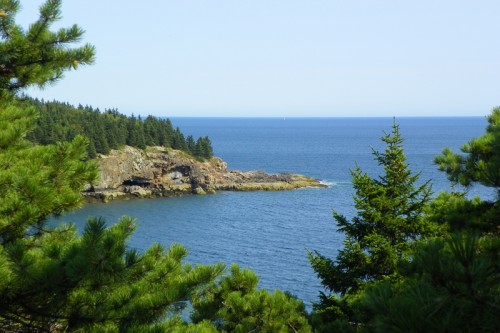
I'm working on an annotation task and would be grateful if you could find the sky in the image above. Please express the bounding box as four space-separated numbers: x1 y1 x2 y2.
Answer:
17 0 500 117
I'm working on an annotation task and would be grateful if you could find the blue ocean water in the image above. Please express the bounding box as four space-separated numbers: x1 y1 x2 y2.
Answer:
52 117 492 309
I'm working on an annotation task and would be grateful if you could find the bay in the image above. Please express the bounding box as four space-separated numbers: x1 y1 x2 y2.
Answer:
52 117 493 309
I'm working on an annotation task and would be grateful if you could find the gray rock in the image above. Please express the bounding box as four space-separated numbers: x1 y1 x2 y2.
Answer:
85 146 326 202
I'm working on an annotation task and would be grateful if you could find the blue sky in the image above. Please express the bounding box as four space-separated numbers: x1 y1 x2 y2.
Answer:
19 1 500 117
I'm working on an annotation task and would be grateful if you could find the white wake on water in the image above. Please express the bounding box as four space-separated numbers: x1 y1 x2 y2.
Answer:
319 180 351 187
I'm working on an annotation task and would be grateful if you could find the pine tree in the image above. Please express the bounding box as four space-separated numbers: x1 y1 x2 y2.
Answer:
19 96 214 157
191 264 312 333
1 2 311 331
195 137 204 158
201 136 214 159
126 115 146 149
186 135 196 155
0 101 305 331
363 109 500 332
0 103 97 243
364 233 500 332
0 2 225 331
0 0 95 96
308 120 439 330
435 107 500 190
144 115 160 146
164 119 175 146
172 127 187 151
431 108 499 234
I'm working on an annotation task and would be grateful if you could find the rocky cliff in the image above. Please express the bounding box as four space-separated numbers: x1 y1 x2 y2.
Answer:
84 146 326 202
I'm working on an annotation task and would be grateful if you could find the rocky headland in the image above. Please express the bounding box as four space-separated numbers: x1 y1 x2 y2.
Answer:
84 146 326 202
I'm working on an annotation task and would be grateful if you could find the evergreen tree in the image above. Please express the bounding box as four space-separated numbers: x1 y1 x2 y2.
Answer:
308 121 440 331
123 115 146 150
89 112 110 154
194 137 204 158
200 136 214 159
133 121 147 150
0 0 95 96
160 118 175 147
0 2 224 331
363 108 500 332
0 103 97 243
431 108 499 234
191 264 312 333
87 140 97 159
0 103 307 331
435 107 500 190
172 127 187 151
20 96 215 157
186 135 196 155
364 233 500 333
114 114 129 147
0 2 299 331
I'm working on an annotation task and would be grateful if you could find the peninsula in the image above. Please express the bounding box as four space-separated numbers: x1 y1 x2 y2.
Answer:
84 146 326 202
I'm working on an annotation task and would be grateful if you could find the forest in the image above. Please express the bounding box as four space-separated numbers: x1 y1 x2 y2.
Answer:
0 1 498 332
21 97 214 160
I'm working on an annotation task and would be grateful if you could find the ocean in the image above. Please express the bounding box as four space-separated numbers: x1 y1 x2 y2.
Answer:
51 117 493 309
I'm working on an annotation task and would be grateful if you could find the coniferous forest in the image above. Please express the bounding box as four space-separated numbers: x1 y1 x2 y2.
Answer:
0 1 498 332
20 97 214 159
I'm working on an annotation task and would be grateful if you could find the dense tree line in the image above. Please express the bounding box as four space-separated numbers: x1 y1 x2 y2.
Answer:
20 98 213 159
1 1 498 332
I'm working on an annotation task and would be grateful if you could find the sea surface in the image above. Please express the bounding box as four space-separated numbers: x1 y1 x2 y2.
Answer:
51 117 493 310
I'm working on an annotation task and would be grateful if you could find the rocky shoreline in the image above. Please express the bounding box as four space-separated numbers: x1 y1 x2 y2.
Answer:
83 146 327 202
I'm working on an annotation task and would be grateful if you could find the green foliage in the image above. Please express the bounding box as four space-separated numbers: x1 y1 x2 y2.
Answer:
431 108 500 235
360 108 500 332
0 99 285 332
0 99 226 331
196 136 214 160
0 102 97 243
427 191 499 234
21 97 214 159
0 0 95 95
1 3 304 332
172 127 188 151
435 107 500 191
364 233 500 333
0 0 212 158
1 215 224 332
191 264 313 333
0 2 224 330
309 121 440 330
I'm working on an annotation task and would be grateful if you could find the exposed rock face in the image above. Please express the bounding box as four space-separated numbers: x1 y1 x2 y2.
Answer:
84 146 326 202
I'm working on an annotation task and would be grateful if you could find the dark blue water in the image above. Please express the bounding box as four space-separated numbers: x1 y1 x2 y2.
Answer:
52 117 492 309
